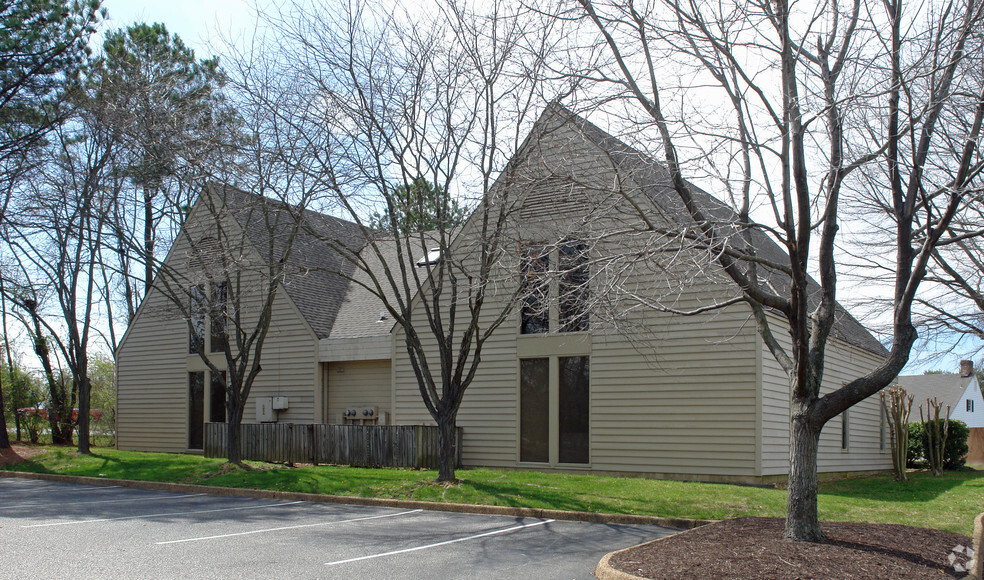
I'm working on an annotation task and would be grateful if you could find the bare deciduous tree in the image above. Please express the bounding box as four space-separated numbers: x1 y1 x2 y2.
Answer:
562 0 984 541
246 0 557 481
1 96 116 452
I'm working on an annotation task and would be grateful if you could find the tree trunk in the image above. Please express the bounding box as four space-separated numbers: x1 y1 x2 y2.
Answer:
51 418 73 445
785 409 824 542
76 377 91 454
0 374 10 450
143 187 154 298
436 413 457 482
227 396 242 465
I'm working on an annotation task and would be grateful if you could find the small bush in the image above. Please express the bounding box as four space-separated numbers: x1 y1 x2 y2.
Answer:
907 419 969 470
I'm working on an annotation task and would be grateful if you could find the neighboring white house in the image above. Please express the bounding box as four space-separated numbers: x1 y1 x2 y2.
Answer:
897 360 984 464
116 104 893 483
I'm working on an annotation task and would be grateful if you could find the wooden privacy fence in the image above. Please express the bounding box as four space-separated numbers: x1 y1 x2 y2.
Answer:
204 423 462 468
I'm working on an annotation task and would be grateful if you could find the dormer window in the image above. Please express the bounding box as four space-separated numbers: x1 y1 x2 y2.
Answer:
968 399 974 412
416 247 441 267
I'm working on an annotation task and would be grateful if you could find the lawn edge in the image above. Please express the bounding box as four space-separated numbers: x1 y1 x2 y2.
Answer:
595 524 710 580
0 470 713 530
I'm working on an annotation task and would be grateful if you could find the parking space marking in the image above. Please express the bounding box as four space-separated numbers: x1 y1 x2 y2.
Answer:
324 519 556 566
21 500 306 528
156 508 424 545
0 493 204 510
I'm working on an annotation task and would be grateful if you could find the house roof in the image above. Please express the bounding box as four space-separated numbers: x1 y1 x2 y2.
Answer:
213 184 440 340
212 183 366 339
329 232 454 339
896 373 977 417
327 238 399 340
538 104 888 357
205 105 886 357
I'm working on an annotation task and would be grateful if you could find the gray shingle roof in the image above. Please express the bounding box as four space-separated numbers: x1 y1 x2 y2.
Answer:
327 238 399 340
213 184 438 340
329 234 449 339
537 105 888 357
212 183 366 339
896 373 976 416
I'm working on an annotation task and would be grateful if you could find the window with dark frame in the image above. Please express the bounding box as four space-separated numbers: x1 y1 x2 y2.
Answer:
879 400 885 451
520 247 550 334
559 243 589 332
210 282 228 353
968 399 974 413
189 285 206 354
188 372 204 450
210 371 227 423
558 356 589 464
841 412 849 450
519 358 549 462
519 356 590 465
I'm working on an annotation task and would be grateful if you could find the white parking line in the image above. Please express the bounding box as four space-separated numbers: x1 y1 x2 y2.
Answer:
324 519 556 566
22 501 306 528
0 493 204 510
156 509 424 545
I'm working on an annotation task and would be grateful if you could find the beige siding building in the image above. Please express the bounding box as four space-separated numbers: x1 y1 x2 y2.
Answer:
117 105 892 482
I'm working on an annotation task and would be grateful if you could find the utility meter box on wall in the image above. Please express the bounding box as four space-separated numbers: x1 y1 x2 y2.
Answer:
256 397 274 422
272 396 288 410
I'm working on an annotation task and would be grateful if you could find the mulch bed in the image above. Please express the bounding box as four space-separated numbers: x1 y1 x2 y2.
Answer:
0 443 48 467
608 517 973 579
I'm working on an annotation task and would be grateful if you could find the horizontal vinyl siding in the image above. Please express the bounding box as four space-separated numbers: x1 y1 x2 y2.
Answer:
393 313 520 466
817 341 890 472
117 205 319 451
393 118 760 476
319 335 392 362
116 289 192 453
589 302 759 476
759 314 890 476
760 338 791 476
327 360 392 423
949 381 984 428
242 289 319 423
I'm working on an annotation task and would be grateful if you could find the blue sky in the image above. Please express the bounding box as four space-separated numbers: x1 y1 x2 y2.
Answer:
97 0 258 58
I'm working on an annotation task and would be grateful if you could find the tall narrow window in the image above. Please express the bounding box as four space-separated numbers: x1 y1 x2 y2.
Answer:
189 285 206 354
520 358 549 462
558 356 589 464
520 248 550 334
879 400 885 451
210 371 227 423
968 399 974 413
210 282 228 353
841 411 849 451
188 372 205 450
559 244 589 332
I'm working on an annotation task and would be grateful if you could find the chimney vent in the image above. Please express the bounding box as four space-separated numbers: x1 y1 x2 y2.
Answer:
959 360 974 377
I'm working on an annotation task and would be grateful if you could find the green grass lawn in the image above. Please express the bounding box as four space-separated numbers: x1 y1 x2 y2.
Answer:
3 445 980 536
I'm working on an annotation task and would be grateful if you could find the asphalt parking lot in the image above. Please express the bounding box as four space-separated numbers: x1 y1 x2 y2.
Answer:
0 478 676 579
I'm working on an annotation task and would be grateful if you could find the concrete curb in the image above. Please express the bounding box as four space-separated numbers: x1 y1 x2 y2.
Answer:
594 522 713 580
0 470 712 530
